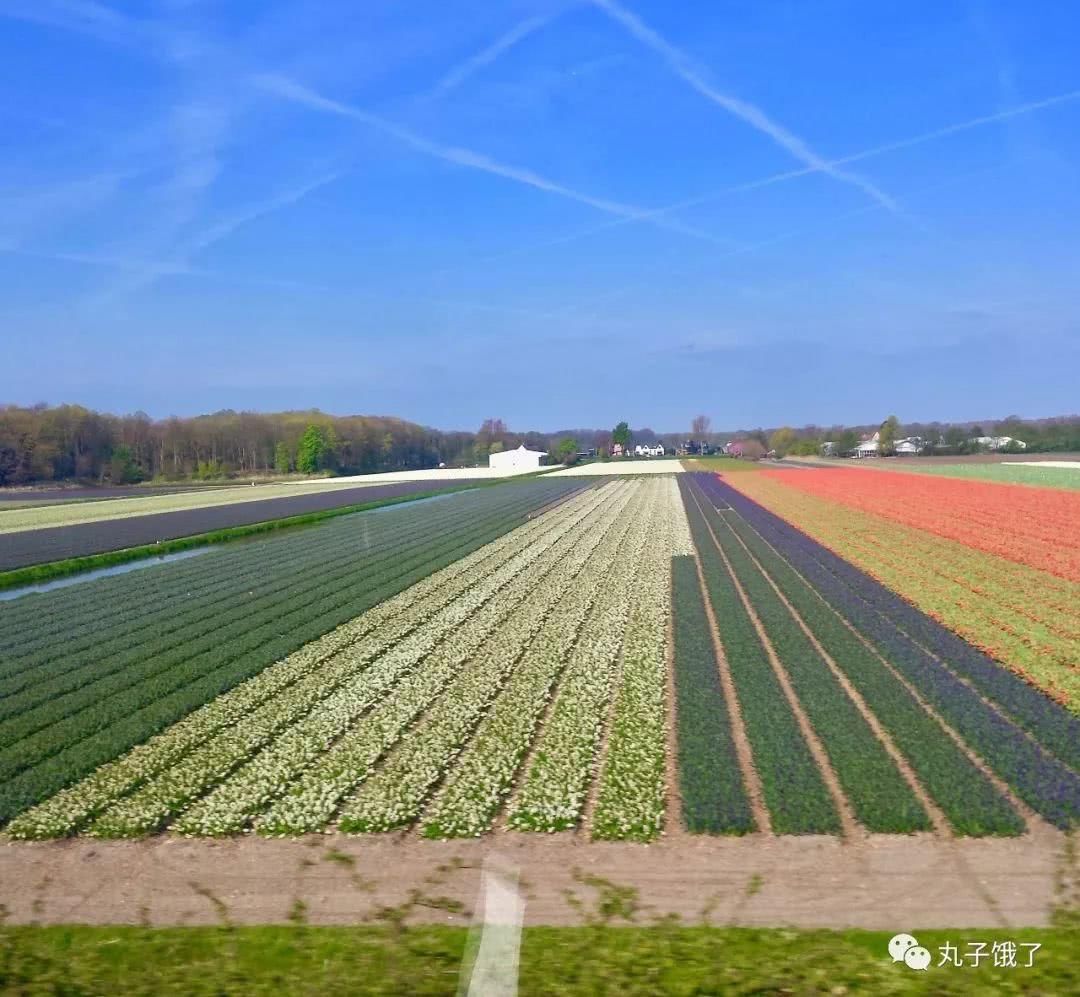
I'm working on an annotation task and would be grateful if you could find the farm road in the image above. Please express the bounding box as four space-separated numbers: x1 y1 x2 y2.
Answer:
1 829 1070 929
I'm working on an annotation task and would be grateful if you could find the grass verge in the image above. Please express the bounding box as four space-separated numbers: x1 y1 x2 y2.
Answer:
1 924 1076 995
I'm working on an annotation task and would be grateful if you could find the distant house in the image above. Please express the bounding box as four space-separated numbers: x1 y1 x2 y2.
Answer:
634 443 665 457
854 432 880 457
611 442 625 457
894 439 920 455
489 444 547 471
972 435 1027 451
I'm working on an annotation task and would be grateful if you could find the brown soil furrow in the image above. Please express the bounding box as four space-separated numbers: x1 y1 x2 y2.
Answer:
716 513 951 839
662 563 686 839
688 483 859 839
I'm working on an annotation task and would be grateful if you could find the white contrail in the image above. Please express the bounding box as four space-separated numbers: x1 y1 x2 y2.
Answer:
432 14 554 98
592 0 901 215
255 73 739 249
182 171 343 255
462 86 1080 267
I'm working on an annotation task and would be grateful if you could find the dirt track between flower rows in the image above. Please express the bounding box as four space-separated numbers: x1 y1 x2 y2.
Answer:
2 827 1072 929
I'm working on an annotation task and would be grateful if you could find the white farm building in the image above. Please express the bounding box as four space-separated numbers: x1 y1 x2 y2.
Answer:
489 444 547 472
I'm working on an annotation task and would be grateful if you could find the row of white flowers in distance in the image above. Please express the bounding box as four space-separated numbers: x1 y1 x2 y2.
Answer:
254 483 637 837
83 487 609 836
5 485 601 839
333 485 639 834
666 475 696 555
174 482 636 836
420 483 660 838
589 480 685 840
506 482 663 832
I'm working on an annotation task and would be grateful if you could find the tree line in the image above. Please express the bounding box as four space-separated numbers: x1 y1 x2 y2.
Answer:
760 414 1080 458
0 407 544 486
2 404 1078 486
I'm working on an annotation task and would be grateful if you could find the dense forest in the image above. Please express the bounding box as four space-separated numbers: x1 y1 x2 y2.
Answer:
1 404 1078 486
0 407 549 486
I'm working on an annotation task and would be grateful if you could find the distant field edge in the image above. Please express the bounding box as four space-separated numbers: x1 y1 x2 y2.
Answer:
2 924 1076 995
0 481 504 591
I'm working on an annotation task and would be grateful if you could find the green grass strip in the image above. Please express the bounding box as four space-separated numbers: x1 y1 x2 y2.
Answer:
1 924 1075 995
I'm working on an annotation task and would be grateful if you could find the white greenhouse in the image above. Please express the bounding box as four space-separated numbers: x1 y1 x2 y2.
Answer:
489 444 547 471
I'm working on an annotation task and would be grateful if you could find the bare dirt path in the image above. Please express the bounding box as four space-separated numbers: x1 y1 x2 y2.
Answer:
1 829 1069 929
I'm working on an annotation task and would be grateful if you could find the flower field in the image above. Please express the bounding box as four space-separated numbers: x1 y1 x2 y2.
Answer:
674 472 1080 836
2 466 1077 844
6 477 694 841
728 471 1080 710
756 467 1080 582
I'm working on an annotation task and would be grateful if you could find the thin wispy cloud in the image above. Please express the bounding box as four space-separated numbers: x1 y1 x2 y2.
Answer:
431 14 556 98
3 243 573 322
460 87 1080 270
0 0 153 53
254 73 739 249
0 169 137 250
591 0 901 215
85 170 345 307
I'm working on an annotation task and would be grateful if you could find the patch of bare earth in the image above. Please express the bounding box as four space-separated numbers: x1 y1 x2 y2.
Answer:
0 832 1065 928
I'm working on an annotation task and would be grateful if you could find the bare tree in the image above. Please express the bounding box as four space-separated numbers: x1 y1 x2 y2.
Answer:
691 414 711 438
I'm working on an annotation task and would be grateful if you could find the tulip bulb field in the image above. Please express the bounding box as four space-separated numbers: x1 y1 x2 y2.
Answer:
2 464 1078 845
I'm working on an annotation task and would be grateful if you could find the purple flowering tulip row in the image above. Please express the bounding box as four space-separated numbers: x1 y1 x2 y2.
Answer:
690 473 1080 832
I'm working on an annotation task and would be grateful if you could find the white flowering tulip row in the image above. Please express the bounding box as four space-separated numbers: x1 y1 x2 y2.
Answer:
5 484 608 840
167 482 627 837
333 485 639 835
666 476 696 555
85 488 608 837
174 482 637 837
422 484 661 838
590 478 689 840
506 485 664 833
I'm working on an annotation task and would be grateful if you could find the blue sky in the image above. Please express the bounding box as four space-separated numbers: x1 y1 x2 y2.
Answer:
2 0 1078 431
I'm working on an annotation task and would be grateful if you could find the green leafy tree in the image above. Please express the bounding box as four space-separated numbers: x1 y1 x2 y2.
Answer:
296 424 332 474
769 427 797 456
273 441 292 475
791 438 821 456
943 426 966 451
555 437 579 464
836 429 859 455
879 415 900 455
108 444 142 483
612 422 631 448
